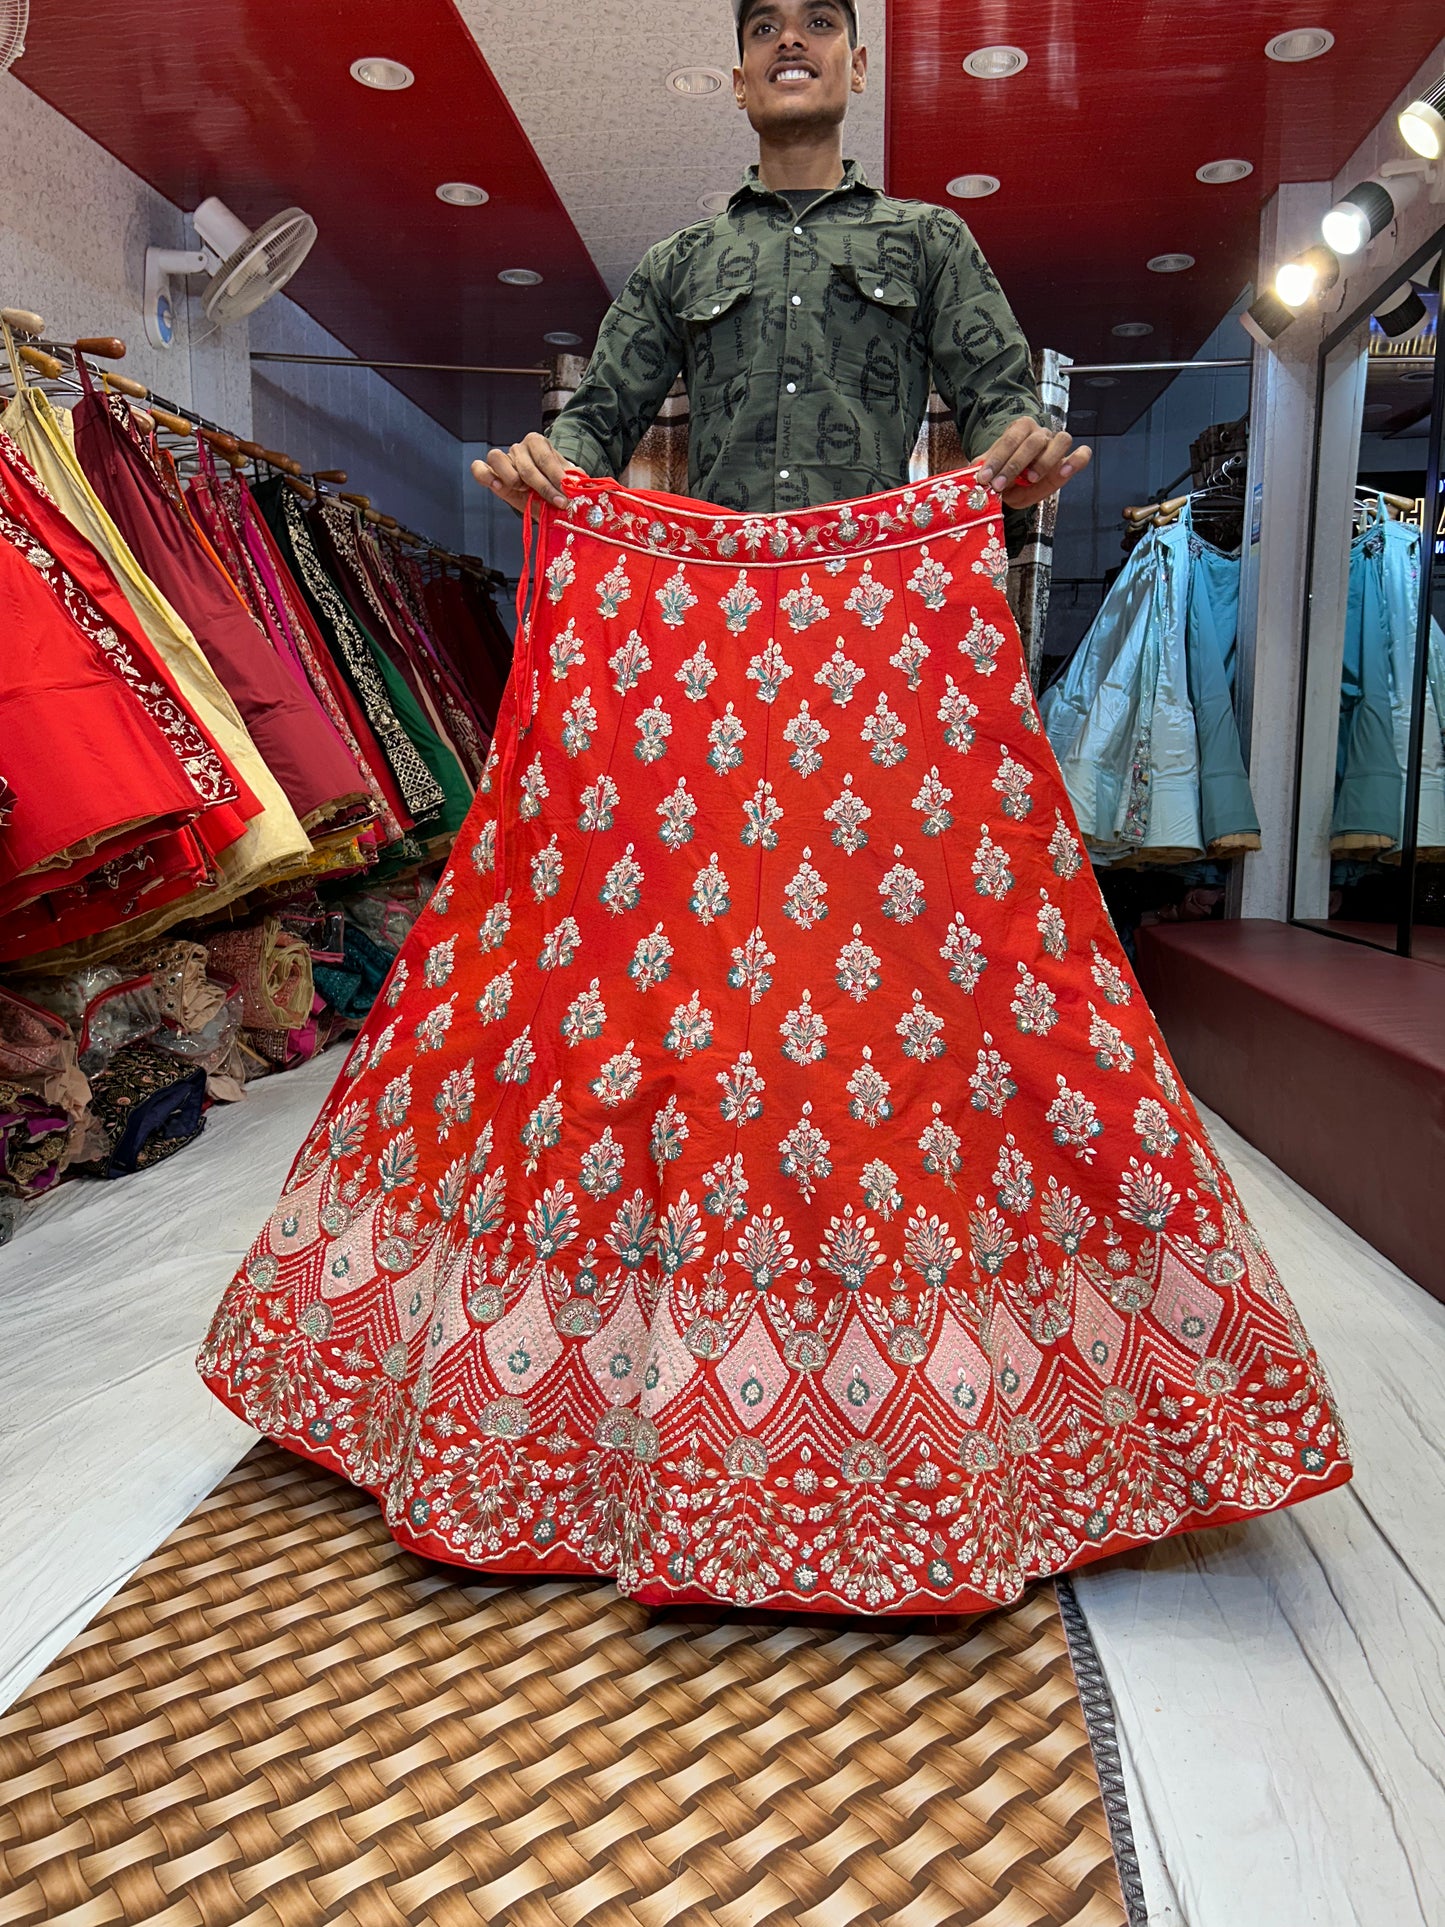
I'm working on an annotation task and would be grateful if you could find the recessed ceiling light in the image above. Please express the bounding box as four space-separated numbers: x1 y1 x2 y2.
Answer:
350 57 414 91
1112 321 1154 337
667 67 726 96
1265 28 1334 63
698 190 733 215
1196 157 1255 185
436 182 488 207
1400 369 1434 384
498 268 543 287
1148 252 1196 273
1087 376 1119 388
947 173 1001 200
544 331 584 347
962 45 1029 79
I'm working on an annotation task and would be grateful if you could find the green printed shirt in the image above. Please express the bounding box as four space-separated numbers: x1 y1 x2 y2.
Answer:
549 161 1040 514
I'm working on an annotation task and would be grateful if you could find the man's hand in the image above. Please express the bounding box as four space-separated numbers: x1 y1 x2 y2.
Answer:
471 433 574 513
975 418 1092 509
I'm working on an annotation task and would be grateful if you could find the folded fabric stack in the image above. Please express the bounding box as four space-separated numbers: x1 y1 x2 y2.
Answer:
0 878 436 1212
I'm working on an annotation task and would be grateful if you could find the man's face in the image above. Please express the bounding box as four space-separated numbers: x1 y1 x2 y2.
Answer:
734 1 866 137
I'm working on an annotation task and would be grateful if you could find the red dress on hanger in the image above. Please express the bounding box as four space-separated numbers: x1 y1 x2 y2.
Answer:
201 470 1351 1615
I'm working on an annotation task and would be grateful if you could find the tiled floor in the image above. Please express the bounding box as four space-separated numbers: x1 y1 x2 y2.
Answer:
1 1064 1440 1926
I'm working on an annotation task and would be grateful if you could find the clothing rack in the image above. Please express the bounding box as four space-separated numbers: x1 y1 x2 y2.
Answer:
0 304 503 586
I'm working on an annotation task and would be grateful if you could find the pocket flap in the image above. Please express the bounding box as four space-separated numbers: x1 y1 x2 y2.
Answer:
679 281 754 326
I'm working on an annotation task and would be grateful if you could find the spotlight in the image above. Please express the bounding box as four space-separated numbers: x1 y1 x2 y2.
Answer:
1274 245 1339 309
1241 289 1296 347
1400 76 1445 159
1322 175 1419 254
1373 281 1428 340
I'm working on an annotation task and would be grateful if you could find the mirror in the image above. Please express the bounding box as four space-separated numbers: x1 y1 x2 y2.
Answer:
1294 244 1445 960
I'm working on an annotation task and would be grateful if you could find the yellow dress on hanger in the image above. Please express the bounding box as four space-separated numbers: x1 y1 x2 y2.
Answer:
2 390 314 950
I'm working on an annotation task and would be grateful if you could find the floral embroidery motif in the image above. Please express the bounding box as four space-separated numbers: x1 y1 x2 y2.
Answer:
719 570 764 633
545 536 576 604
845 561 894 629
690 853 731 924
890 624 929 689
747 637 794 705
655 564 698 627
783 702 829 778
960 608 1006 676
860 693 907 768
907 546 953 611
676 643 717 702
938 676 979 753
780 573 829 632
824 775 872 855
814 644 865 706
596 555 633 618
708 704 747 774
974 529 1008 590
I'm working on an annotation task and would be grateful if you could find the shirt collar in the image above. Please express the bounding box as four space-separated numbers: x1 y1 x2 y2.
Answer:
727 158 876 210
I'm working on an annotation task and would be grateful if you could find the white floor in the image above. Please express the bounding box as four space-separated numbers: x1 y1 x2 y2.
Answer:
0 1068 1441 1927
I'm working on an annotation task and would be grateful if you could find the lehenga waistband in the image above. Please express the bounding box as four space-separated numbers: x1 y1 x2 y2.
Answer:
551 466 999 567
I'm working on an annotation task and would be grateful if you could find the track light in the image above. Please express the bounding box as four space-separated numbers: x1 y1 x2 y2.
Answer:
1241 288 1297 347
1274 245 1339 309
1322 175 1419 254
1399 76 1445 160
1373 280 1429 340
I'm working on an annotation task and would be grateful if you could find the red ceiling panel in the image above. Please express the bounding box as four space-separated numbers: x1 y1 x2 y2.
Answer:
887 3 1445 430
14 0 611 437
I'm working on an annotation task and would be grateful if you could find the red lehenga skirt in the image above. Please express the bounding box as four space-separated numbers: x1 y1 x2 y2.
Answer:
200 469 1351 1614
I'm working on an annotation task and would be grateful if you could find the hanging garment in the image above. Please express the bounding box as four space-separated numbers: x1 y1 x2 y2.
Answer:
1184 535 1260 855
185 464 407 847
0 439 238 960
359 523 489 782
1 390 314 933
200 469 1350 1617
70 388 373 836
424 569 508 730
254 479 450 830
0 460 217 901
1040 509 1257 863
1334 512 1445 859
306 497 476 826
298 497 470 844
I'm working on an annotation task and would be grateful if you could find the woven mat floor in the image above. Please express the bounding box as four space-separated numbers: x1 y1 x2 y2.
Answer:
0 1443 1132 1927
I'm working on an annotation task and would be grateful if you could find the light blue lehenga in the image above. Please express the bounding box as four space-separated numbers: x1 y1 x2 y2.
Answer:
1333 509 1445 859
1040 504 1259 863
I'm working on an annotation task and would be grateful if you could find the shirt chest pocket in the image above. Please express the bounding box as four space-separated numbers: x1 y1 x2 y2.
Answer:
679 280 756 397
826 264 922 399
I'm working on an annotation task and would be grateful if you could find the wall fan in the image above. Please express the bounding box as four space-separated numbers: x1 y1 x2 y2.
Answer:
144 196 318 349
1 0 28 74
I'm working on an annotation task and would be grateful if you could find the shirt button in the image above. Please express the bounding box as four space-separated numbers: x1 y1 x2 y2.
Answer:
794 225 804 236
873 286 885 297
779 468 790 479
786 381 797 394
711 304 721 315
791 294 802 307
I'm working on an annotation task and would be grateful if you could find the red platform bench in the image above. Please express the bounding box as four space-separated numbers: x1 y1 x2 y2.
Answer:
1134 920 1445 1303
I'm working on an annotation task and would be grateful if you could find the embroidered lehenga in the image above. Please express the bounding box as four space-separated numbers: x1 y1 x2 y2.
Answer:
200 469 1350 1615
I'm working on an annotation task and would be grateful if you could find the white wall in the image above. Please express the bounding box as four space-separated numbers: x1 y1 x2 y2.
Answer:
0 69 468 552
250 300 468 551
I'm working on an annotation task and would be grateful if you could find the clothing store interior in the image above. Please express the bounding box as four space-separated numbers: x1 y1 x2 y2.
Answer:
1 3 1443 1924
